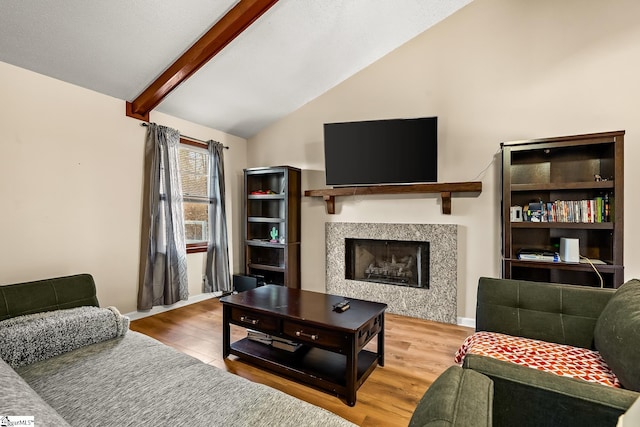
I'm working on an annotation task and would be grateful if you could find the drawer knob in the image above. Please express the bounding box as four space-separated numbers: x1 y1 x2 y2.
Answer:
240 316 259 325
295 330 319 340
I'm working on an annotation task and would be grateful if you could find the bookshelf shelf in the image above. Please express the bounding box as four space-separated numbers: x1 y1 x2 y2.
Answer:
510 222 613 230
506 259 620 272
511 181 614 192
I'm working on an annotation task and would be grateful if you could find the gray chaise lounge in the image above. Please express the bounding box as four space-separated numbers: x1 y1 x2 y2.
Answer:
0 274 355 427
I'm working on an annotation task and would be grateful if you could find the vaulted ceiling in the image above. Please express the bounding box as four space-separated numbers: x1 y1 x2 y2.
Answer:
0 0 471 138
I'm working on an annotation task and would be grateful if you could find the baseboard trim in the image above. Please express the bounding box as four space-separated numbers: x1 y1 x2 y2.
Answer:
457 317 476 329
125 294 476 327
125 292 221 321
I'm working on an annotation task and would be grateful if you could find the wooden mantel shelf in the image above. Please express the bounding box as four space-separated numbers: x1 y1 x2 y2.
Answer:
304 181 482 215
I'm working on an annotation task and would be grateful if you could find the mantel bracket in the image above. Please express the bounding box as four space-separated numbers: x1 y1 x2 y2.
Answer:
323 195 336 215
440 191 452 215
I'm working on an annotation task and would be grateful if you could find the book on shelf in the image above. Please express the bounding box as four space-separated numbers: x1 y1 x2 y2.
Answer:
246 330 302 352
247 329 272 345
271 338 303 352
522 195 612 223
517 248 560 262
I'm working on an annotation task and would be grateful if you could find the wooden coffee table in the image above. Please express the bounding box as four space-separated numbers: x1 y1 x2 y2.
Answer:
221 285 387 406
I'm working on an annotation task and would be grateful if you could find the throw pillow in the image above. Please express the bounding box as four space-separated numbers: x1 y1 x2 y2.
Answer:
0 306 129 367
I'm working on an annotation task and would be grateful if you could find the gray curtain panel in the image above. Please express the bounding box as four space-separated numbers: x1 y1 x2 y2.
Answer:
138 124 189 310
204 141 231 293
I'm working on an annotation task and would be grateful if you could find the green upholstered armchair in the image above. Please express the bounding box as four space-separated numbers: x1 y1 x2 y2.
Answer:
462 277 640 427
409 365 493 427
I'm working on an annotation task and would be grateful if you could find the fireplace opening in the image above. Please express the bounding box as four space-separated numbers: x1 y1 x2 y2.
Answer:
345 238 429 288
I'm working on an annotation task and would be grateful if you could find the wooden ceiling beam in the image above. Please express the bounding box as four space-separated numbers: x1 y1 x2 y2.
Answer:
126 0 279 121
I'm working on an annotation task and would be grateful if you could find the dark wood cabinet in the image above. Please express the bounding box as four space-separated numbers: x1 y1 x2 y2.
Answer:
243 166 301 288
501 131 624 288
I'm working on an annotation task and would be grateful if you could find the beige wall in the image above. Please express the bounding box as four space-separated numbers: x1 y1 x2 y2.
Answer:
2 0 638 320
247 0 640 320
0 61 247 313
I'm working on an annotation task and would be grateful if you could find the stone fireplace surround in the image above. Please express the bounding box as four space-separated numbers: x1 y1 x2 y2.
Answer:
326 222 457 324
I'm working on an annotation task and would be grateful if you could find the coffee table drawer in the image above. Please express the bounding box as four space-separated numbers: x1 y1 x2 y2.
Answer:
230 308 278 333
283 320 348 350
358 315 383 347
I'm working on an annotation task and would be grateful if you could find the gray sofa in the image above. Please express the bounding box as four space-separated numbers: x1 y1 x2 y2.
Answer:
0 274 355 427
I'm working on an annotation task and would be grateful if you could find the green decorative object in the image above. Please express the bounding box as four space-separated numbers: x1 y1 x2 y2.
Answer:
269 227 278 242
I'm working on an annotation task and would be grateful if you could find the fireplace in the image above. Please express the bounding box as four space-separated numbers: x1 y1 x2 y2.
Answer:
345 238 429 288
326 222 457 323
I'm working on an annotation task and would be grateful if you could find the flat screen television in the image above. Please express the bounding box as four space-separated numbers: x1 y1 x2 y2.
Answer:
323 117 437 186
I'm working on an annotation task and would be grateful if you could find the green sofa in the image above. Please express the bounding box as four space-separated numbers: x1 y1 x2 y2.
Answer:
462 277 640 427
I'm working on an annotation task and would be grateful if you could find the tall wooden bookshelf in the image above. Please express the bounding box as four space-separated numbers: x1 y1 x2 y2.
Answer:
243 166 301 288
501 131 624 288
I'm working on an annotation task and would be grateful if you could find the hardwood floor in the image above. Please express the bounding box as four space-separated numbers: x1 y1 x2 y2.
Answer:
130 297 473 426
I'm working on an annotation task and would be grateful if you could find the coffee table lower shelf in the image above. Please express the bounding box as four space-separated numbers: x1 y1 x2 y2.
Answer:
230 338 379 402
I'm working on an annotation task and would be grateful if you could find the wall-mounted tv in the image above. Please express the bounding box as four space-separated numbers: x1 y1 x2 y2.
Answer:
324 117 437 186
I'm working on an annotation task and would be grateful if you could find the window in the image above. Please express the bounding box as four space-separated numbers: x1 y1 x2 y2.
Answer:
179 140 211 253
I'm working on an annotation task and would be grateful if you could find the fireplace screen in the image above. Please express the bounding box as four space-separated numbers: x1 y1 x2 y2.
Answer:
345 238 429 288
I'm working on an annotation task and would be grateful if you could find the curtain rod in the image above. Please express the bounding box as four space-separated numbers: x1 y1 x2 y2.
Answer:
140 122 229 149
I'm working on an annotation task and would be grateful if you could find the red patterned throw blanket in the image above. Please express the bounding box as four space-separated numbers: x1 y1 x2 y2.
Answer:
454 331 620 388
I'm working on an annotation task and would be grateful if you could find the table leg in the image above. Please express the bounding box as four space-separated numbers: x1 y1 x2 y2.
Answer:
346 335 357 406
222 305 230 358
378 313 385 367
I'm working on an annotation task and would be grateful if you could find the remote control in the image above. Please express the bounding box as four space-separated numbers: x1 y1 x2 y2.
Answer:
333 300 350 312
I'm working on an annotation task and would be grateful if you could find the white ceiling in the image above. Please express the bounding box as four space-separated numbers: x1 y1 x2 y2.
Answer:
0 0 471 138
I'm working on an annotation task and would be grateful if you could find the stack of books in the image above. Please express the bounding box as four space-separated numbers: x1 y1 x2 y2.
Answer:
246 330 303 352
517 249 560 262
247 329 272 345
524 195 612 223
271 337 303 352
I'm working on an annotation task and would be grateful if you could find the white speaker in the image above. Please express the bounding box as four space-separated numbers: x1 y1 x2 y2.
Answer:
560 238 580 263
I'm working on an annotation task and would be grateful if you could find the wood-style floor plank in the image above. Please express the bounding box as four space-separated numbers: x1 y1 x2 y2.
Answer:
130 297 473 426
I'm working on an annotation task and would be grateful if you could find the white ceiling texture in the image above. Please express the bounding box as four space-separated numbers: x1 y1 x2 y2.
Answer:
0 0 471 138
